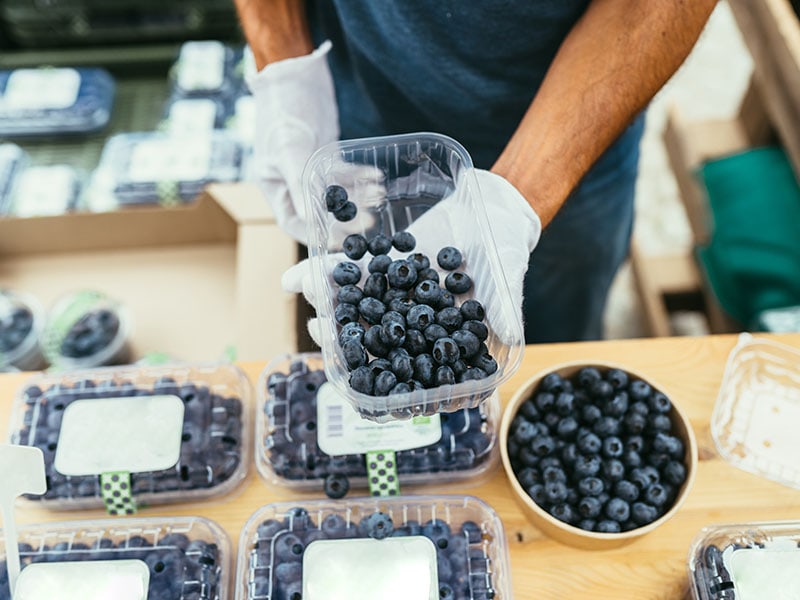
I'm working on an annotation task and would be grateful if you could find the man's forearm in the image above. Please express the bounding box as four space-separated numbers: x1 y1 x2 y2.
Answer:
493 0 717 226
233 0 313 70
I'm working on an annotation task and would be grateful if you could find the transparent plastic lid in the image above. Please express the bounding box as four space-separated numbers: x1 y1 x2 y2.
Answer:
9 165 83 218
688 520 800 600
256 353 499 496
0 289 44 372
303 133 524 421
235 495 511 600
0 67 115 137
0 516 231 600
42 290 131 370
0 143 27 215
7 362 252 511
170 41 235 97
711 334 800 490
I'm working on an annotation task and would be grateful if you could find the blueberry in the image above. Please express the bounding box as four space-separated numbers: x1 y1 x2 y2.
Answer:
436 290 456 310
531 434 555 457
323 473 350 499
458 367 487 383
408 253 431 272
391 353 414 382
663 461 687 486
555 393 576 417
578 477 604 497
527 483 547 505
602 459 625 482
432 337 460 366
561 443 578 466
424 324 449 345
368 234 393 256
648 414 672 434
577 431 602 455
578 519 597 532
374 371 397 396
516 466 540 488
556 417 579 440
383 288 408 305
342 339 367 370
649 391 671 414
630 467 658 489
435 365 456 386
581 404 602 425
535 392 556 413
385 259 418 290
643 483 668 507
349 366 374 394
602 436 624 459
544 481 568 504
606 368 629 389
462 320 488 341
593 416 621 437
391 231 416 252
541 372 568 394
406 304 435 330
542 466 567 484
333 201 357 221
436 307 463 332
437 247 463 270
438 583 455 600
519 400 540 422
577 496 603 519
451 359 468 379
413 354 436 387
363 325 390 357
368 254 392 274
451 329 480 359
595 520 621 533
403 329 427 356
605 497 630 522
380 319 406 348
623 412 647 435
363 273 388 299
572 454 601 479
590 379 614 401
325 184 348 212
622 449 642 469
444 272 472 294
274 533 305 562
358 297 386 325
416 268 440 284
604 392 629 418
577 367 602 389
652 433 683 458
631 502 659 526
388 297 416 316
629 380 652 402
342 234 368 260
332 262 361 286
550 503 577 525
414 280 443 306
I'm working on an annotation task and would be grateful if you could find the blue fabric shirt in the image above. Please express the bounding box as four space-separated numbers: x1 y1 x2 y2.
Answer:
308 1 642 170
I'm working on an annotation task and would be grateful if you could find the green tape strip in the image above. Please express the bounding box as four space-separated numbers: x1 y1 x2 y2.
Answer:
366 450 400 497
42 290 104 367
157 180 180 207
100 471 136 516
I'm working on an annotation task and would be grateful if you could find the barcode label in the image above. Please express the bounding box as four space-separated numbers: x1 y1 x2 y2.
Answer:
326 404 344 438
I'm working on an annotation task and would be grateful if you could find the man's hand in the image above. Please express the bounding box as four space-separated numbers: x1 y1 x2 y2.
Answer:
232 0 313 68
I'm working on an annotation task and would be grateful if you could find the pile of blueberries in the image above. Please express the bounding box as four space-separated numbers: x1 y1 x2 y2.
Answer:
264 358 494 498
325 184 497 402
0 304 33 355
248 506 496 600
507 367 689 533
0 533 222 600
14 377 244 502
59 309 121 360
693 544 738 599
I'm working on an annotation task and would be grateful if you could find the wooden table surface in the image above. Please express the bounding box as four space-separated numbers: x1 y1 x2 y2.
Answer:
2 333 800 599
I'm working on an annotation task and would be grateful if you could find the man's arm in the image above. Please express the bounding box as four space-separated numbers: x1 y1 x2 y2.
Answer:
233 0 313 70
492 0 717 227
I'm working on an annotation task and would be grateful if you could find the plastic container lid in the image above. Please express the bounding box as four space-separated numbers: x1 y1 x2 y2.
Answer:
42 290 131 370
0 516 231 600
688 520 800 600
303 133 525 421
235 495 512 600
0 143 27 215
711 333 800 490
7 362 251 511
0 289 45 372
93 131 243 206
0 67 115 137
256 353 500 496
8 165 84 217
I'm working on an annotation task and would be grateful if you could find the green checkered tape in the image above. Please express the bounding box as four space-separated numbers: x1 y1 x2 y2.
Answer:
366 450 400 497
100 471 137 516
157 180 180 207
42 290 105 369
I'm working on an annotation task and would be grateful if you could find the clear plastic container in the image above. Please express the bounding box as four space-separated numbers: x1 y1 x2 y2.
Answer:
42 290 132 370
711 334 800 490
93 131 243 205
0 143 27 215
7 362 252 510
0 67 114 137
8 165 84 217
303 133 525 421
0 289 46 372
688 520 800 600
235 495 512 600
256 353 500 496
0 516 231 600
169 41 236 98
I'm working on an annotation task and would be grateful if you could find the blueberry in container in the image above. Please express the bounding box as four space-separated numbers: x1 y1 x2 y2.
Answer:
0 67 114 137
7 362 251 510
688 520 800 600
0 289 45 372
43 290 131 370
256 353 499 498
8 165 84 217
0 516 231 600
0 143 28 215
236 495 511 600
169 41 236 99
93 131 243 206
303 133 525 421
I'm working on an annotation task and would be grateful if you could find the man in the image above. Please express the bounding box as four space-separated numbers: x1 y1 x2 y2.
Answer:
235 0 717 343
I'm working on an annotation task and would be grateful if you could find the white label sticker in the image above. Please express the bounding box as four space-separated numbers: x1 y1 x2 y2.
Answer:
13 166 77 217
2 69 81 110
316 384 441 455
177 41 226 92
303 537 438 600
127 138 212 183
725 546 800 599
15 560 150 600
167 99 218 134
54 395 184 476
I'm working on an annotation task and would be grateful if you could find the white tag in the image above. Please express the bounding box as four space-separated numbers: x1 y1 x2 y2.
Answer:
127 138 212 183
176 41 226 92
12 166 77 217
302 537 438 600
725 546 800 599
15 560 149 600
167 99 218 134
2 69 81 110
316 384 441 456
740 382 800 473
54 395 184 476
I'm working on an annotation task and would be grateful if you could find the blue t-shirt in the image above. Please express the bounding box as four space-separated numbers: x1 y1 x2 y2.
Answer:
308 1 640 171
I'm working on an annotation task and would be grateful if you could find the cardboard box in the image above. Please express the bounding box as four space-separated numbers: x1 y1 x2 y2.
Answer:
0 183 309 363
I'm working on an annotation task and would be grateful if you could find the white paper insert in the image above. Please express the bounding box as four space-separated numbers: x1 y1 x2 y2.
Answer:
167 99 218 134
13 166 78 217
177 41 226 92
316 384 441 455
15 560 150 600
302 537 438 600
54 395 184 476
127 138 212 183
2 69 81 110
725 545 800 600
741 382 800 473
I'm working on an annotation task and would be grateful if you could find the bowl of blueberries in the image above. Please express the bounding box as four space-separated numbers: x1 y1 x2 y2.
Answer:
0 289 45 372
500 362 697 549
303 132 525 422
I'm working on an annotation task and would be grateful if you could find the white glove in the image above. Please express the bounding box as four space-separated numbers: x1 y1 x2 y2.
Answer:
282 168 541 347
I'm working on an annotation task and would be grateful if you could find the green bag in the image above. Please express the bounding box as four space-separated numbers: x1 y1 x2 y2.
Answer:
696 147 800 327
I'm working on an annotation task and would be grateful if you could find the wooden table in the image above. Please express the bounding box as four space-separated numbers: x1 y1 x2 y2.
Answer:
2 333 800 599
